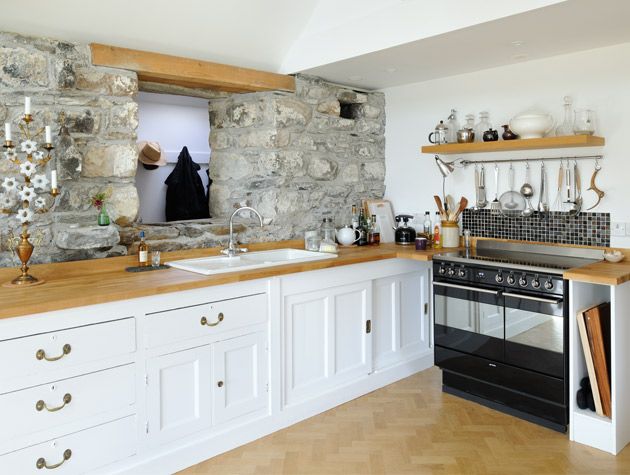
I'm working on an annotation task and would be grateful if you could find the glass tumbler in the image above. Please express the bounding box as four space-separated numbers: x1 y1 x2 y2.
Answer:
573 109 595 135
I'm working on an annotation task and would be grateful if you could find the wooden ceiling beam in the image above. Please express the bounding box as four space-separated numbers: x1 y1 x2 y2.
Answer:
90 43 296 94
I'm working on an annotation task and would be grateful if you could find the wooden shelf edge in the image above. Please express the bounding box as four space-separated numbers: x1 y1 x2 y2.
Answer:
421 135 605 155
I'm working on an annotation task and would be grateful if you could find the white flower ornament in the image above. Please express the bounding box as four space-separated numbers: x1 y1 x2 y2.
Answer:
0 194 15 209
18 186 36 202
32 174 49 190
19 161 36 177
34 196 47 209
2 177 17 192
20 140 37 154
16 208 33 224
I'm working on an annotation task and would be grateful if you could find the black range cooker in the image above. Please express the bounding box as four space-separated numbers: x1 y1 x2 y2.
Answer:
432 241 601 432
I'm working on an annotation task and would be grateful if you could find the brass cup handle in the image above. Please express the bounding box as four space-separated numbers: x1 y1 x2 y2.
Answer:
36 344 71 362
200 313 224 327
36 393 72 412
36 449 72 470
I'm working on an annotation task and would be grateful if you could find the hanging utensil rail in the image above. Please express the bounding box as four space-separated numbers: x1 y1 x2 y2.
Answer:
458 154 602 167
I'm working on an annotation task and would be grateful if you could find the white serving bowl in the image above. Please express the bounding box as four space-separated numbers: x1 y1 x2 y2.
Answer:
509 111 554 139
603 250 625 263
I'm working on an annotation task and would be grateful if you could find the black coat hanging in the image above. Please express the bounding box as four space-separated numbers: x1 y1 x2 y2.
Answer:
164 146 210 221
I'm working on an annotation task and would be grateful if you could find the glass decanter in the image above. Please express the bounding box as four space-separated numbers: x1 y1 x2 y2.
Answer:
555 96 574 136
446 109 460 143
474 111 491 142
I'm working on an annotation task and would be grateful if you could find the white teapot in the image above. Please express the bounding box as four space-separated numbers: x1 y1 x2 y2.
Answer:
336 225 361 246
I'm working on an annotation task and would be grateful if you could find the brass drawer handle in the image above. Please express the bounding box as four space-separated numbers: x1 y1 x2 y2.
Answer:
217 381 224 388
200 313 224 327
36 344 71 362
36 449 72 470
36 393 72 412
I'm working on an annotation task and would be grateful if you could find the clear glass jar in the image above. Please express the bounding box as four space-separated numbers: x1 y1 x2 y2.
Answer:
475 111 492 142
555 96 573 136
573 109 595 135
446 109 460 143
320 217 336 242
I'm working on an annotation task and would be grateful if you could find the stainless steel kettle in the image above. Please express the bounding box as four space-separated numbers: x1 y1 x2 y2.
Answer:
393 215 416 245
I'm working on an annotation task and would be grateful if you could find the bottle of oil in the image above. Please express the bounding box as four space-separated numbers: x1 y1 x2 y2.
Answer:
138 231 149 267
368 214 380 245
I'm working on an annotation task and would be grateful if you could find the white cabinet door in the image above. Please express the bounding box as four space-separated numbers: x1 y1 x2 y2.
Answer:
373 271 429 370
284 281 372 406
212 333 268 425
147 346 211 445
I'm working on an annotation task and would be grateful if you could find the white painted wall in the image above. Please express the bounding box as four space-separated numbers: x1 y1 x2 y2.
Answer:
383 42 630 247
136 92 211 223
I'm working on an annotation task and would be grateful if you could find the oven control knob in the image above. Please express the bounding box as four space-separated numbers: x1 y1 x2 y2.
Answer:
519 275 528 287
458 268 467 278
438 265 446 275
544 278 554 290
506 273 516 285
495 272 504 283
447 267 455 277
532 278 541 289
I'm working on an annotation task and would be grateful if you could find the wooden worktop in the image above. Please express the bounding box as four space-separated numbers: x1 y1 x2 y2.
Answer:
562 259 630 286
0 240 444 320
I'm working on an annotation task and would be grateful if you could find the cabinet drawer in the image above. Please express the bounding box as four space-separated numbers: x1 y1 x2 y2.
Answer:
0 364 135 445
145 293 267 348
0 415 136 474
0 318 135 383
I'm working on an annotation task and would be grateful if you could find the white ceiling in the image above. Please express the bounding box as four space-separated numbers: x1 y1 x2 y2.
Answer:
0 0 320 71
301 0 630 89
1 0 629 90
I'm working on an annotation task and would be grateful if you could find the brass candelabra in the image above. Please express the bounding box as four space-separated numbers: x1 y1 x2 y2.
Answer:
1 104 59 287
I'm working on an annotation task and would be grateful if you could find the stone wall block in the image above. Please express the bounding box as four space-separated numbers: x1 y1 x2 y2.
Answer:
341 164 360 183
53 224 119 250
108 184 139 226
360 162 386 181
307 155 339 181
62 109 100 135
225 100 263 128
272 97 312 128
354 119 385 135
350 103 381 119
54 58 76 88
337 90 367 104
258 150 305 177
109 102 138 131
209 129 233 150
316 99 340 117
209 151 254 180
233 128 289 149
0 45 48 88
75 67 138 96
308 116 355 133
82 144 137 178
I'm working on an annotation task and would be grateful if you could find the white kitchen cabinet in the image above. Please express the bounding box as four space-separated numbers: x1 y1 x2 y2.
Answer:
283 281 372 406
147 345 212 445
212 332 268 425
373 271 430 370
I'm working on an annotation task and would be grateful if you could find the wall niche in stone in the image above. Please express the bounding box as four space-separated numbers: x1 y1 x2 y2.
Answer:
136 92 211 224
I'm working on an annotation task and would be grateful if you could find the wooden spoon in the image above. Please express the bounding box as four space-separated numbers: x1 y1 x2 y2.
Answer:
433 195 446 219
453 197 469 221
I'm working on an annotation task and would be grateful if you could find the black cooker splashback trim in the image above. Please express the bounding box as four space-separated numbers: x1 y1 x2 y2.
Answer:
462 209 610 247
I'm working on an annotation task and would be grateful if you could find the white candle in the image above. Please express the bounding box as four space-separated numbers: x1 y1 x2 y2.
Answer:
4 123 11 141
51 170 57 189
45 126 52 144
24 97 31 115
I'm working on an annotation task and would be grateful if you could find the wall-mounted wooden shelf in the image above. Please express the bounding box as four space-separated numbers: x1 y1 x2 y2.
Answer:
421 135 605 155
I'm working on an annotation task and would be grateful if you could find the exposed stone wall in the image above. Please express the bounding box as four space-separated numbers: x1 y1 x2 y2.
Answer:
207 75 386 241
0 31 386 267
0 32 139 266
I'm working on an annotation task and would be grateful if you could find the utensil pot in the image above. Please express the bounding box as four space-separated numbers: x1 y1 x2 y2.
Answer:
441 221 460 248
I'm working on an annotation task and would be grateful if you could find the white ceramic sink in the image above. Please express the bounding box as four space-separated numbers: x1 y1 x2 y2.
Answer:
165 248 337 276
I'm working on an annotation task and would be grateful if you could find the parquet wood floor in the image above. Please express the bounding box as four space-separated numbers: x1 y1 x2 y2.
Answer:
179 367 630 475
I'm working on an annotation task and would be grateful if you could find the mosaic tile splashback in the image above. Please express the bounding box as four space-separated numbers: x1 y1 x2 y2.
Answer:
461 209 610 247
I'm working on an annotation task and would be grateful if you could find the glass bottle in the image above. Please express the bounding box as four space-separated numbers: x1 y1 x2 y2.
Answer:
357 209 368 246
433 212 442 249
138 231 149 267
446 109 460 143
555 96 574 136
351 204 359 230
320 217 335 242
423 211 432 236
474 111 491 142
97 204 110 226
368 214 380 245
573 109 596 135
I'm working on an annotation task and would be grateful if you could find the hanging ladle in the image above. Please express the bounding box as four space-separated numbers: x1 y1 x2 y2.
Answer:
520 161 535 217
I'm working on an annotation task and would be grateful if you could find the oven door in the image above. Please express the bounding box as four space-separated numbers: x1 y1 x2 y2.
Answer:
503 291 565 379
433 281 504 361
